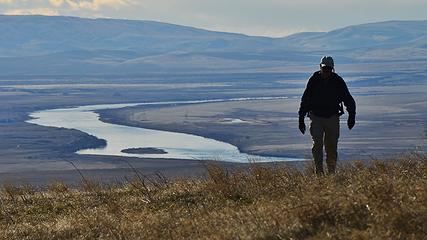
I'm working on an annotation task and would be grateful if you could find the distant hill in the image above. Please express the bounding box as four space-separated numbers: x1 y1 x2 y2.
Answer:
279 21 427 62
0 15 273 57
0 15 426 74
280 21 427 51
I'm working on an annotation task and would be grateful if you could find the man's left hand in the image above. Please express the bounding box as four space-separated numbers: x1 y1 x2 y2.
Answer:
347 114 355 130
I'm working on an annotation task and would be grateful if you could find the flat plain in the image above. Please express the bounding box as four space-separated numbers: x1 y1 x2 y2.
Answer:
0 62 426 184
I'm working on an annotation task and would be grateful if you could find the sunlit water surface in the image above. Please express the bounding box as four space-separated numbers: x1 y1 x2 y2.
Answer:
28 98 306 163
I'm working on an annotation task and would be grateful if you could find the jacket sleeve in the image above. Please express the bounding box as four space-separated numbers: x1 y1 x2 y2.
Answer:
298 75 314 117
339 78 356 116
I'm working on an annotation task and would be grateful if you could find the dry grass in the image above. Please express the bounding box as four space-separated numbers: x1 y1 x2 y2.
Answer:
0 154 426 239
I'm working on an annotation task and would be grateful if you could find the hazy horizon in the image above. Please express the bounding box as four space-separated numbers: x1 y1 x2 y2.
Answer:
1 0 426 37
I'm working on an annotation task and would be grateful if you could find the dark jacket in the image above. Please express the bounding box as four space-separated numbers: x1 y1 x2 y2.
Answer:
298 71 356 118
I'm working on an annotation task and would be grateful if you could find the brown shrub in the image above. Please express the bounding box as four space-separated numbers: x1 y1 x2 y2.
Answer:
0 155 426 239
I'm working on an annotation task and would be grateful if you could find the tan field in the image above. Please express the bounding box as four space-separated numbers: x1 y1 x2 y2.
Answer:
0 155 425 239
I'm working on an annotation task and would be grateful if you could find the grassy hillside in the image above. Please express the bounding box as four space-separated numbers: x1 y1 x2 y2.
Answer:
0 155 426 239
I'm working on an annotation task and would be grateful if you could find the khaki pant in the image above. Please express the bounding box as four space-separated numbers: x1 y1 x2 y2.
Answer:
309 114 340 174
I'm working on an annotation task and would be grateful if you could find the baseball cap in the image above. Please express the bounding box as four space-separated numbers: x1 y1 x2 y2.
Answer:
320 56 334 68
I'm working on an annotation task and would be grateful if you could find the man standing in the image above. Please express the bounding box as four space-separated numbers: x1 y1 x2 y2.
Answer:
298 56 356 174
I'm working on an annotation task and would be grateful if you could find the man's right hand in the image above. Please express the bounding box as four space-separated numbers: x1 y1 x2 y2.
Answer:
299 116 306 134
348 114 355 130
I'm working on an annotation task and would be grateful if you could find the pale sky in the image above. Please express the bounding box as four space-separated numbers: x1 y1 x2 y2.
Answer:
1 0 426 37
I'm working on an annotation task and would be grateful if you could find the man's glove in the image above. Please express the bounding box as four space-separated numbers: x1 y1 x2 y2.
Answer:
347 114 355 130
299 116 306 134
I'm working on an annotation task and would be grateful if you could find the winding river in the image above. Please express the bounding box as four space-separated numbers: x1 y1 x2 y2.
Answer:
27 97 306 163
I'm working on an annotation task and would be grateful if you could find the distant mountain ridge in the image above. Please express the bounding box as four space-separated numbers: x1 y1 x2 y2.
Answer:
0 15 426 74
281 20 427 51
0 15 272 57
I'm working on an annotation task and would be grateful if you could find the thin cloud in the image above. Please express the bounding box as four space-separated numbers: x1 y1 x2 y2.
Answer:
65 0 132 11
4 7 59 15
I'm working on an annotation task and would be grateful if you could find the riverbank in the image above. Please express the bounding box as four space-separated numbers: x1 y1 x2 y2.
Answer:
1 98 307 186
97 99 310 159
28 102 299 162
97 94 427 160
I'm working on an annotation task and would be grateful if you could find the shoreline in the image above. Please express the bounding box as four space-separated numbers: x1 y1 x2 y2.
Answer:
95 101 305 160
98 114 292 159
0 154 306 186
28 100 304 162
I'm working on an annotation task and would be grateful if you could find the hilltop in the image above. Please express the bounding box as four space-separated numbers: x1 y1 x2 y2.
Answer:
0 155 425 239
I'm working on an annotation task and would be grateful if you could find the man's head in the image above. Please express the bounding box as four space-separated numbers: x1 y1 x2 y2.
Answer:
320 56 334 68
319 56 334 78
